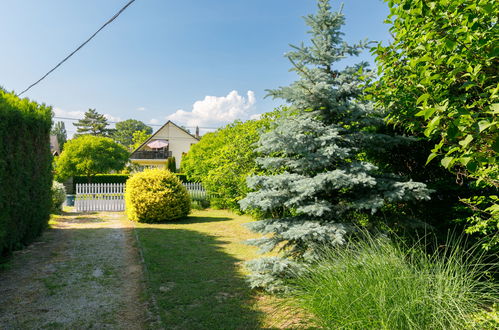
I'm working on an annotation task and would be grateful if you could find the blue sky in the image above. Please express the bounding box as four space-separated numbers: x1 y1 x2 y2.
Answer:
1 0 390 136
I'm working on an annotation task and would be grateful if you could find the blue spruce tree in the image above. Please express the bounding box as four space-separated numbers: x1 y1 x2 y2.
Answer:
239 0 432 292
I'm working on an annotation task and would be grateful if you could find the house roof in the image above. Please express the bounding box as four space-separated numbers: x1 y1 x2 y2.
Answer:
130 120 200 156
50 135 60 156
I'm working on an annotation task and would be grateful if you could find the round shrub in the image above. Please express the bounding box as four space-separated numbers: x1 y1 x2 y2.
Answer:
51 181 66 213
125 168 190 222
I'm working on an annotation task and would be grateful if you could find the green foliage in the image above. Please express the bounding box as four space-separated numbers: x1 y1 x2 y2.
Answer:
239 0 430 291
182 113 279 211
112 119 152 148
73 109 111 137
0 90 52 254
130 130 151 151
125 169 190 223
291 235 498 329
167 157 176 173
373 0 498 248
51 121 67 151
51 181 66 213
174 173 189 183
55 135 129 182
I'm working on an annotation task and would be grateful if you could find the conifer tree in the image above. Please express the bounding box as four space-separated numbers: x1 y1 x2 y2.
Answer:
51 121 67 150
73 108 111 137
239 0 431 292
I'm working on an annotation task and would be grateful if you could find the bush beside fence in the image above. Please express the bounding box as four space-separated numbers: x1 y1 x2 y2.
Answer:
0 89 53 255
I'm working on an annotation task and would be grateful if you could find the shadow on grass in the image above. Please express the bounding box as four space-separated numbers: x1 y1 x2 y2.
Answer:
172 215 233 224
55 217 106 224
136 227 263 329
58 210 98 216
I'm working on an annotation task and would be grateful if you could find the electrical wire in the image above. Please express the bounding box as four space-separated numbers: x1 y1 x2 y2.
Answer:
53 116 218 130
18 0 137 96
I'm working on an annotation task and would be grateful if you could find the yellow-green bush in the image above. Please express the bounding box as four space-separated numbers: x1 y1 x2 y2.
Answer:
125 169 190 222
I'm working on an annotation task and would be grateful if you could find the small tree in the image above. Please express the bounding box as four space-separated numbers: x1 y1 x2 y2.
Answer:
113 119 152 148
239 0 431 292
55 135 129 182
51 121 67 150
167 157 176 173
74 109 111 137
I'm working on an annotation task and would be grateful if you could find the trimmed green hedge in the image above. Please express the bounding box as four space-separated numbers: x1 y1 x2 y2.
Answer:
73 174 130 190
0 89 53 255
73 173 190 190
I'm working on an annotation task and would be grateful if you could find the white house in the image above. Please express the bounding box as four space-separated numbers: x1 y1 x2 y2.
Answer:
129 121 199 170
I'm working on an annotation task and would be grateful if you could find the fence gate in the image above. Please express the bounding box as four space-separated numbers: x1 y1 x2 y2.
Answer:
75 183 125 212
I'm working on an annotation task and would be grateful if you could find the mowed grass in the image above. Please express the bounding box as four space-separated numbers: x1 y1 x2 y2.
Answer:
133 209 305 329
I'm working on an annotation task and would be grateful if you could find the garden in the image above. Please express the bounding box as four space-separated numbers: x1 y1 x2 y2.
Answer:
0 0 498 328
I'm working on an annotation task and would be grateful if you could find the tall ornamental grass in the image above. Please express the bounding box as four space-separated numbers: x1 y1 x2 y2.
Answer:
290 235 498 329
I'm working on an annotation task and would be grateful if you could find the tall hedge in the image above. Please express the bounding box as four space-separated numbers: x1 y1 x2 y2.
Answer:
0 89 53 255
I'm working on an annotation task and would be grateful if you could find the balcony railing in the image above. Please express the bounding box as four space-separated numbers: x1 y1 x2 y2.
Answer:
130 150 172 160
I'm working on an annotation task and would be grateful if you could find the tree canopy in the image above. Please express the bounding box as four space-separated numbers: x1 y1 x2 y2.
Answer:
51 121 67 151
73 109 111 137
55 135 129 182
372 0 498 249
112 119 152 149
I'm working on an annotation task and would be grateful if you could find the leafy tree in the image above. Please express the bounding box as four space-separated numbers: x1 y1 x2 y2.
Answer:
182 112 280 211
372 0 498 249
131 130 151 151
55 135 129 182
113 119 152 148
73 109 111 137
51 121 67 150
239 0 431 292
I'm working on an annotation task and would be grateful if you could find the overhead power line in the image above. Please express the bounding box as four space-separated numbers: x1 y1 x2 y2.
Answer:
18 0 137 97
52 116 218 130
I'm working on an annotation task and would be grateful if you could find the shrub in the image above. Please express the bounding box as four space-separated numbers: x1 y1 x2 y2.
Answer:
0 89 52 254
181 111 281 211
167 157 176 173
125 168 190 222
51 182 66 213
174 173 189 183
290 235 498 329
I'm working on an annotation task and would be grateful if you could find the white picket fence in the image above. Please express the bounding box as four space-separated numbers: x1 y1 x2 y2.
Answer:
75 183 125 212
74 182 208 212
184 182 208 200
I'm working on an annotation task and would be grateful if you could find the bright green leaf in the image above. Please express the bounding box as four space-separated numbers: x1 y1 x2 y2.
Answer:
441 156 454 168
459 134 474 148
416 93 430 105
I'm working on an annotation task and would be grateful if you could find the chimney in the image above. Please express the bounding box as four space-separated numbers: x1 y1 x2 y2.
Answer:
195 126 200 139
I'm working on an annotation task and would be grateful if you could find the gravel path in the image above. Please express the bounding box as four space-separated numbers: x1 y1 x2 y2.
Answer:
0 211 149 329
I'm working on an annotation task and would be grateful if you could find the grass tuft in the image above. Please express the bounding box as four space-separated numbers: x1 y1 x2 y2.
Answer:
290 234 498 329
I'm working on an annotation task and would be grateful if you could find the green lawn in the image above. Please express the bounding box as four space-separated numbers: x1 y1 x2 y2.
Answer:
133 209 307 329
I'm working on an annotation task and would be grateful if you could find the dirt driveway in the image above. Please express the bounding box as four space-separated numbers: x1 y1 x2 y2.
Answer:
0 211 149 329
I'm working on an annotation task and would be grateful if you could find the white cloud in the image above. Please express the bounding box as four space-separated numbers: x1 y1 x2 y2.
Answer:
137 106 146 111
103 114 121 123
250 113 262 120
53 107 85 119
167 90 256 128
53 107 120 123
149 118 160 125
